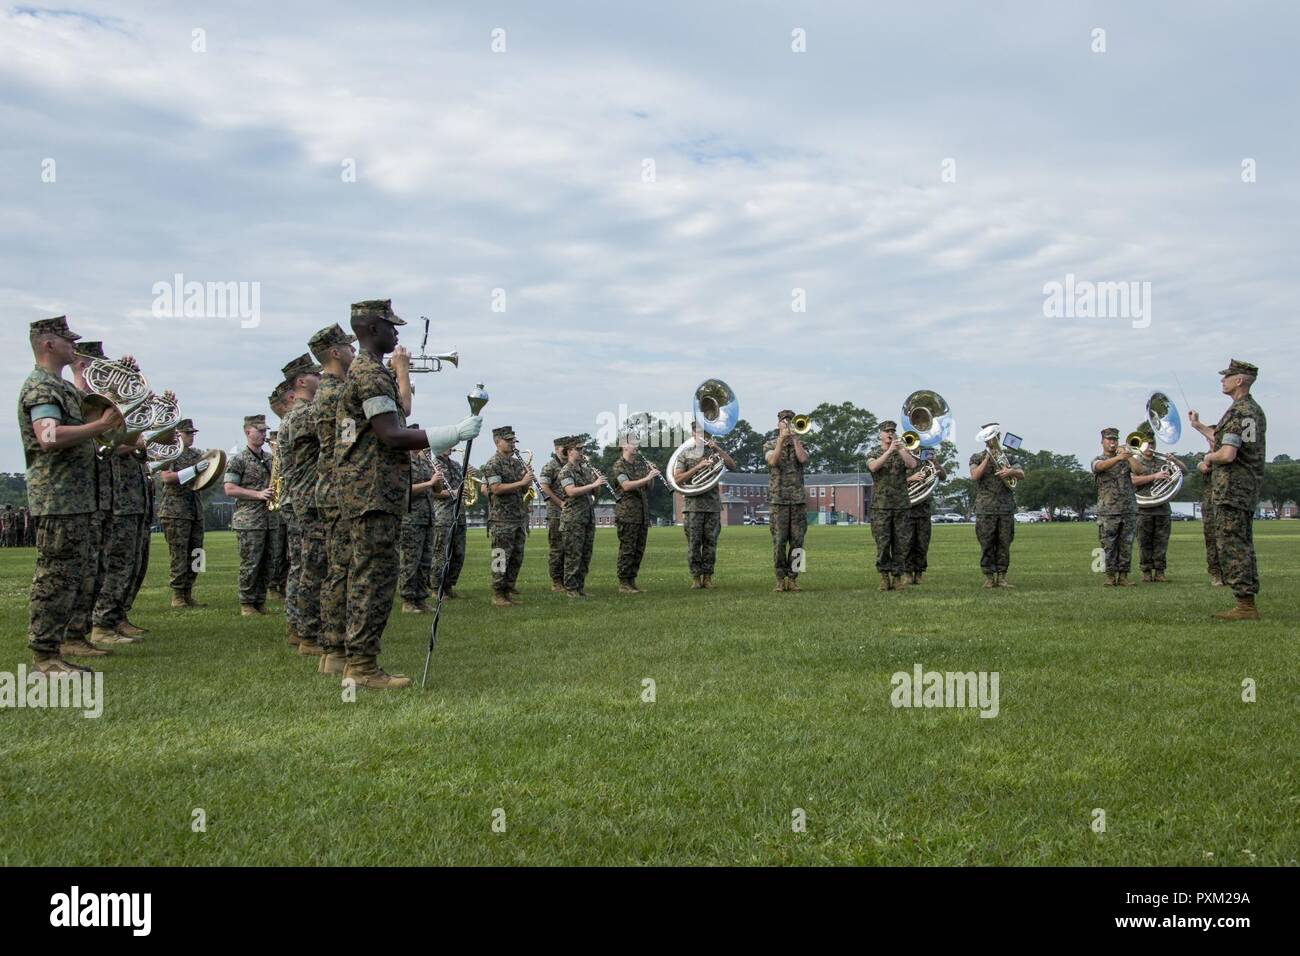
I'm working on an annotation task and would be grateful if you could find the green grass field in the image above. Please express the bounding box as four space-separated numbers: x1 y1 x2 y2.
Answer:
1 522 1295 866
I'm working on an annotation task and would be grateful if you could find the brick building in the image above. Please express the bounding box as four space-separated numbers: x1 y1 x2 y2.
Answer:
673 471 875 525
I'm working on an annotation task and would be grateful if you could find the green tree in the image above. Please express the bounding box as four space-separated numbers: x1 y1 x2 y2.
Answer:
791 401 879 472
719 419 766 472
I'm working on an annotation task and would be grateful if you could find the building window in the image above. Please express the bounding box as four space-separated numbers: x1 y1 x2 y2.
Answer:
819 488 826 498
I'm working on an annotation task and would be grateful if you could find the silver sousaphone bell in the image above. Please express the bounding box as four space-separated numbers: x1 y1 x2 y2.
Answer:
665 378 739 496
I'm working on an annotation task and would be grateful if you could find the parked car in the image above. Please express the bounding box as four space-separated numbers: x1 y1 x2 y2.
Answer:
930 513 966 524
1169 512 1196 521
1014 512 1043 524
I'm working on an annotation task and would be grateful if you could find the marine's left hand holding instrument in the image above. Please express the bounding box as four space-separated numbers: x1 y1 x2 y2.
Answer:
900 389 953 506
423 382 490 688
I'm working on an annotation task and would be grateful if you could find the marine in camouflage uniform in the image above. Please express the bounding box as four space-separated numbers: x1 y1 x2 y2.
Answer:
400 445 437 610
1091 427 1138 586
558 448 601 596
431 449 468 596
158 420 207 606
970 442 1022 587
1195 359 1267 620
903 455 947 585
1198 462 1221 585
66 341 114 645
265 395 289 600
765 412 808 591
612 437 657 592
1130 433 1183 581
867 421 916 590
309 322 357 673
537 437 569 589
674 423 735 588
19 317 119 670
91 445 151 641
481 425 531 606
279 353 327 653
224 415 275 611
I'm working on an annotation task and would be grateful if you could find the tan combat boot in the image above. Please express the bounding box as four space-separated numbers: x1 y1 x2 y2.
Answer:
786 577 802 592
566 589 585 599
171 591 188 608
892 574 909 589
690 575 702 589
982 573 995 589
491 592 512 608
551 581 565 593
318 648 347 675
240 605 259 617
880 573 894 591
184 591 206 607
1141 570 1153 583
117 620 147 637
297 638 324 657
90 625 134 646
773 577 786 592
60 639 111 658
401 600 423 614
1154 571 1168 582
620 581 638 594
286 623 301 647
995 572 1015 589
629 581 644 593
342 655 412 689
267 590 285 602
33 654 93 674
1117 573 1136 587
1103 573 1116 587
1214 596 1260 621
701 575 715 589
1210 575 1225 587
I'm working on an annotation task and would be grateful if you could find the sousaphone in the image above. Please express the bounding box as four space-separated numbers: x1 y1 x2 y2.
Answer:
665 378 738 496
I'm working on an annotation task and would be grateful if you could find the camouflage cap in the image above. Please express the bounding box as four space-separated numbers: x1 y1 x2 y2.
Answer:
309 322 357 354
554 435 571 447
269 380 291 405
30 316 81 341
350 299 407 326
244 414 268 430
1101 427 1120 439
176 418 198 433
282 353 323 381
1219 358 1258 378
777 409 795 421
879 420 898 432
75 341 107 360
492 425 516 440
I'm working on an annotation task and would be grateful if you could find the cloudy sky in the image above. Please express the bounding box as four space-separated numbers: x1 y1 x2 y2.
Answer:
2 1 1295 473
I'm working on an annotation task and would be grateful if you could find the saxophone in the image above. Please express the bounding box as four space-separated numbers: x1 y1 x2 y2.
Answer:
267 441 284 512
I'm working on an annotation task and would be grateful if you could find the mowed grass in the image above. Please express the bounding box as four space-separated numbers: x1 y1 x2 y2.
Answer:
0 522 1296 866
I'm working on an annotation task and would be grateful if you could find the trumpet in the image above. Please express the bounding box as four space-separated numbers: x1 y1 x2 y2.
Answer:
407 317 458 373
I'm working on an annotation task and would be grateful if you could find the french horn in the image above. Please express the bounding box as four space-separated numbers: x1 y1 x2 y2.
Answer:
665 378 738 496
83 359 152 450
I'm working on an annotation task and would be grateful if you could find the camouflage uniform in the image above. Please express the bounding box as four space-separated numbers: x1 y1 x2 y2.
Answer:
971 451 1016 574
482 446 528 597
904 459 945 574
1210 394 1266 598
1132 453 1172 573
315 369 350 651
764 437 807 584
224 441 274 607
335 349 410 657
869 446 912 575
1200 477 1220 580
400 450 436 602
677 444 721 576
280 359 326 641
19 358 96 657
613 454 651 584
69 443 113 637
538 449 567 585
558 458 597 592
1092 449 1137 575
92 449 149 630
158 446 205 596
431 452 467 590
276 413 302 630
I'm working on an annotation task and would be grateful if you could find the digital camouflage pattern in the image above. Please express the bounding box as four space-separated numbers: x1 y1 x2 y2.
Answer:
771 505 807 581
110 451 147 515
399 451 435 602
345 512 402 656
1201 481 1221 578
320 513 351 651
225 445 274 530
18 366 95 516
161 515 204 594
975 514 1015 574
158 446 204 520
970 451 1016 514
28 514 92 655
313 372 346 516
904 510 931 574
540 451 567 584
676 444 721 514
482 451 529 528
538 451 566 520
683 511 720 576
869 447 910 511
1136 512 1171 572
236 526 273 607
1214 504 1259 597
1097 514 1136 574
559 459 597 591
334 350 410 519
94 484 147 630
1210 395 1267 511
432 453 466 589
613 454 651 584
1092 455 1137 515
764 438 805 505
871 509 911 574
280 396 320 511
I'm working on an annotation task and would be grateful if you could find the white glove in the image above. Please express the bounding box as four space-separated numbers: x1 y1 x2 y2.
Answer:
456 415 483 440
195 459 211 474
